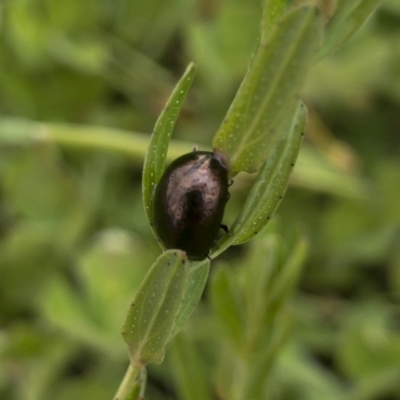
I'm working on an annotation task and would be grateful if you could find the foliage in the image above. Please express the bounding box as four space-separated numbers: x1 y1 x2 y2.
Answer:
1 0 399 400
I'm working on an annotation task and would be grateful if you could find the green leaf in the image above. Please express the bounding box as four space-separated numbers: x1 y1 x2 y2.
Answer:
292 146 370 200
337 303 400 379
242 236 280 347
122 250 190 365
170 335 213 400
234 103 306 245
212 5 322 176
40 276 123 356
171 260 210 339
277 344 346 400
267 234 308 315
261 0 286 38
213 102 306 257
142 63 196 228
210 265 245 351
241 233 307 355
244 310 294 399
318 0 382 60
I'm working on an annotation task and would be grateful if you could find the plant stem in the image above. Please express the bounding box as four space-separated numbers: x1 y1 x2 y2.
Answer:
0 116 192 162
113 363 146 400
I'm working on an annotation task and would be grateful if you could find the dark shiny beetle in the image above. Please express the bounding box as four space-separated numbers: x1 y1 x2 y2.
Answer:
153 151 230 261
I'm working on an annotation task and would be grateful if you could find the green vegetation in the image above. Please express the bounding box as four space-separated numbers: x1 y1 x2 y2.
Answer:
1 0 400 399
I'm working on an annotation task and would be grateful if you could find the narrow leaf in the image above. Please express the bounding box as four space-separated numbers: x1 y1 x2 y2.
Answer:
122 250 190 365
170 261 210 339
242 236 279 347
211 101 306 261
170 335 213 400
245 310 294 398
231 103 306 244
211 266 245 351
212 5 322 176
261 0 287 39
318 0 382 60
142 63 196 227
268 234 308 308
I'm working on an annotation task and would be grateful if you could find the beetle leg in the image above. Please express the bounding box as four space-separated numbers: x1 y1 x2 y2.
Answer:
220 223 232 236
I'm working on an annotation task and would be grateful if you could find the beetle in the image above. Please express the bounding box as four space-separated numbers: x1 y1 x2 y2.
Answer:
152 150 230 261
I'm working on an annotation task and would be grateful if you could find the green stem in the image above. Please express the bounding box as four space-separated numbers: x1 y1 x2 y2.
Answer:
0 116 193 162
113 363 146 400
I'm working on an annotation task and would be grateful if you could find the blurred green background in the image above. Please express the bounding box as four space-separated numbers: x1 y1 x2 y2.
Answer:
1 0 400 399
